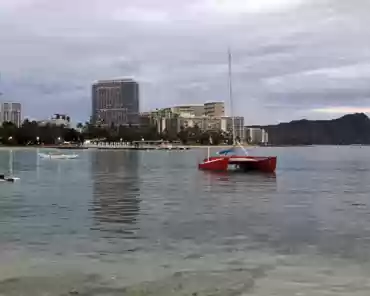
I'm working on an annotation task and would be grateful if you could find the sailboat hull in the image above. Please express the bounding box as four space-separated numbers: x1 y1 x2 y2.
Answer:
198 157 230 171
198 156 277 173
38 153 79 159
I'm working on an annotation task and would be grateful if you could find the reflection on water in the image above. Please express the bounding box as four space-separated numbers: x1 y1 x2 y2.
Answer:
90 151 140 237
2 147 370 295
200 170 277 188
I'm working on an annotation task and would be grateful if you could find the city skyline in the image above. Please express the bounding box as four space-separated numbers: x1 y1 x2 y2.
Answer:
0 0 369 124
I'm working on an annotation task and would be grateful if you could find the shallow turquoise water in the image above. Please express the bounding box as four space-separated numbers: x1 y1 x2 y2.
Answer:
1 146 370 295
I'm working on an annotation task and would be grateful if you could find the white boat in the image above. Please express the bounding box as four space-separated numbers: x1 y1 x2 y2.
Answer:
38 151 79 159
0 175 19 182
1 150 20 182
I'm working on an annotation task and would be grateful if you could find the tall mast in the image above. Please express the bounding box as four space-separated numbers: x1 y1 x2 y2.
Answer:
9 150 13 176
228 48 236 145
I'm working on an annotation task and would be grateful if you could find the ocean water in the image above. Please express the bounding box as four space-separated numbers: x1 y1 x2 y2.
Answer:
1 146 370 295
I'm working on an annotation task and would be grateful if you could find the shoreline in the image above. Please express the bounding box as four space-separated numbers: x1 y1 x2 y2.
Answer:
0 144 260 151
1 144 359 151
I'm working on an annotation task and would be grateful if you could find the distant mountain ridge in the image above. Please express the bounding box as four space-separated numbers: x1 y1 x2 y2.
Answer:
261 113 370 145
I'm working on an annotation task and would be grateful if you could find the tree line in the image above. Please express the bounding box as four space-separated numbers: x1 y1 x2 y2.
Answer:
0 120 235 146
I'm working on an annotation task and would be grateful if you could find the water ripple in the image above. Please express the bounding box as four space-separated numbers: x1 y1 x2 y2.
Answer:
1 147 370 294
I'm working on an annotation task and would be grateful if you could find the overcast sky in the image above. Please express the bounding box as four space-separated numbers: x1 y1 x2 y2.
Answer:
0 0 369 124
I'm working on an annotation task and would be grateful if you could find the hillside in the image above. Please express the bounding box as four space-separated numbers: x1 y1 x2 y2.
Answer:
262 113 370 145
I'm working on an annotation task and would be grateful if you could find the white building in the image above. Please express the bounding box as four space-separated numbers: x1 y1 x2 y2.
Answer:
204 101 225 117
148 104 244 141
262 129 269 144
221 116 245 141
151 102 225 119
155 116 222 135
245 127 269 144
38 114 71 127
161 105 205 117
0 102 22 127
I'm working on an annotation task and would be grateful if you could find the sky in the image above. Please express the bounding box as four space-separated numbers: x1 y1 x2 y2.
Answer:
0 0 370 124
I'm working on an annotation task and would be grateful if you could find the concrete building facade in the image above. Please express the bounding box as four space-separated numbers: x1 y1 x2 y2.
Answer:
221 116 245 141
172 105 205 117
146 102 243 139
152 115 244 139
157 105 205 118
245 127 269 144
155 102 225 118
38 114 71 127
0 102 22 127
92 78 139 127
204 102 225 117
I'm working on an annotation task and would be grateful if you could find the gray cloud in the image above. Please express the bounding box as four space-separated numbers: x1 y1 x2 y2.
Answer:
0 0 370 124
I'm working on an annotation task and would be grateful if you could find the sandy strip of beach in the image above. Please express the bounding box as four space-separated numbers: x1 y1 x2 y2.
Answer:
0 146 40 151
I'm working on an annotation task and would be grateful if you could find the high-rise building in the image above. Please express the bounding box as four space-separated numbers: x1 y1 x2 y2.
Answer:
154 102 224 119
0 102 22 127
221 116 245 141
160 105 205 118
204 101 225 117
92 78 139 127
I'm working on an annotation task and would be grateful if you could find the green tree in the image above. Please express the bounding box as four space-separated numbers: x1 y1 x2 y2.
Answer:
178 126 188 144
199 131 210 145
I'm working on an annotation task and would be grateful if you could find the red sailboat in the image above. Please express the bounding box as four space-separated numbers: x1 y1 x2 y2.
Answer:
198 49 277 173
198 146 277 173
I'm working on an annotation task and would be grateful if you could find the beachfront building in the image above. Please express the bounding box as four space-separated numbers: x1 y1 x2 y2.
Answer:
92 78 140 127
204 101 225 117
220 116 245 142
146 101 235 135
0 102 22 127
37 114 71 128
245 127 269 144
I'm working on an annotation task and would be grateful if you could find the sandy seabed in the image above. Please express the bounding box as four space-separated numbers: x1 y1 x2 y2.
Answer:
0 248 369 296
